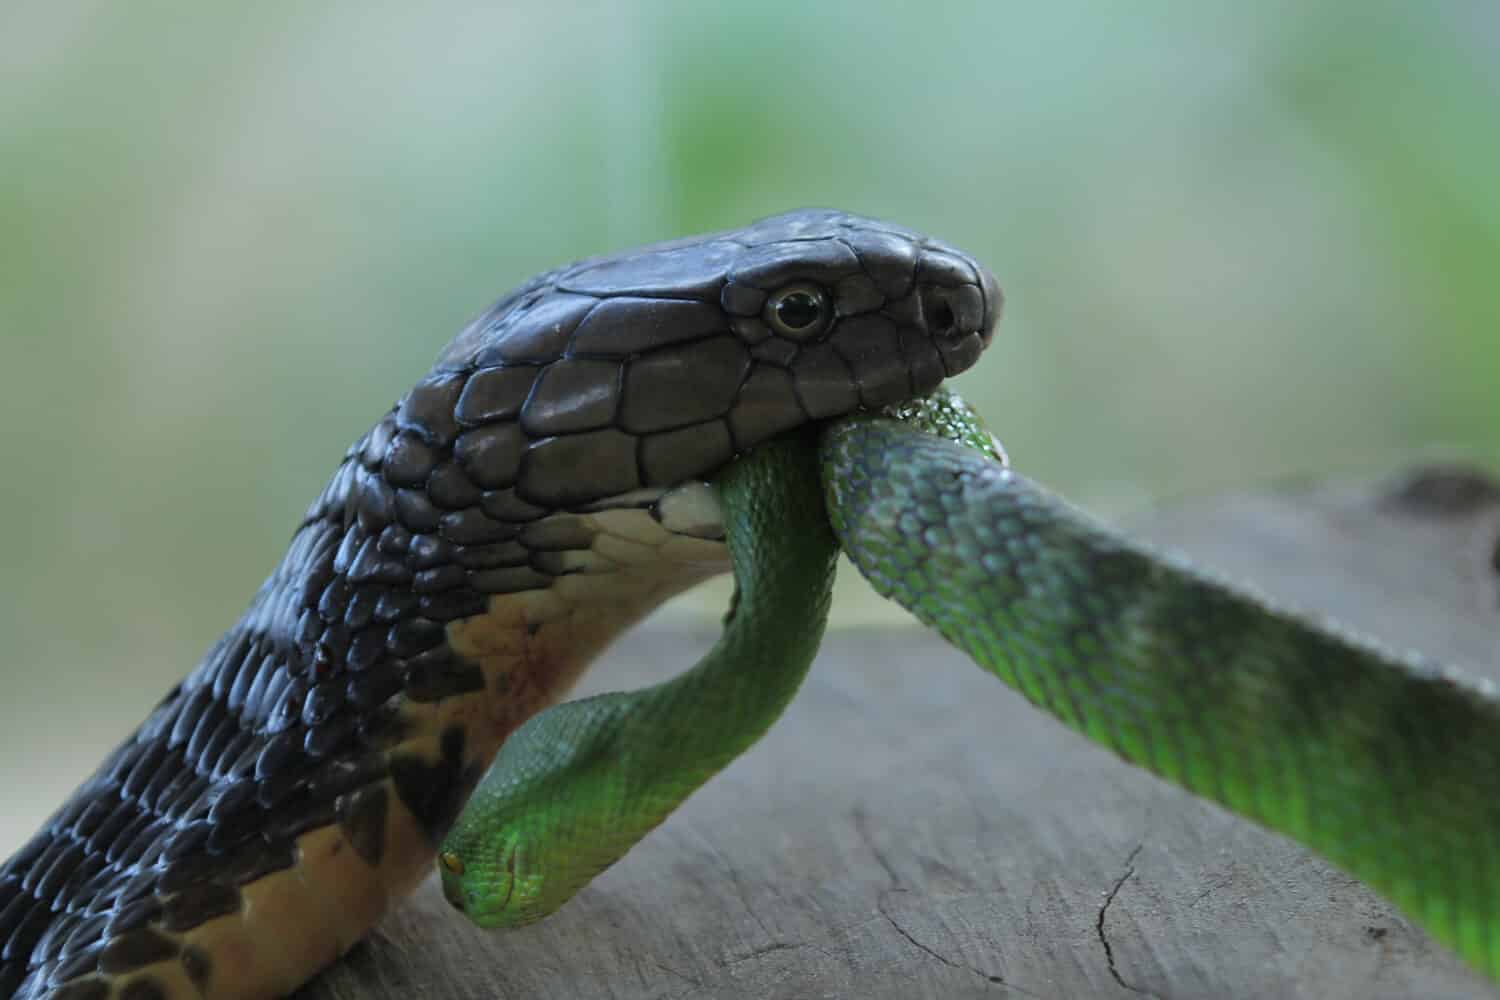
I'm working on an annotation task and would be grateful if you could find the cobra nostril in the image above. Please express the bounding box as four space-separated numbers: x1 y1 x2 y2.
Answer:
930 299 957 337
922 284 982 342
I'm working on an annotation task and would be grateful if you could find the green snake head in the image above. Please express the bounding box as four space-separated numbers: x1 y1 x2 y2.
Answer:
438 834 546 929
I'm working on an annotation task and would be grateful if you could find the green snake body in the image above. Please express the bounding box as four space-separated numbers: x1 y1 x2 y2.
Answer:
823 397 1500 983
447 388 1500 987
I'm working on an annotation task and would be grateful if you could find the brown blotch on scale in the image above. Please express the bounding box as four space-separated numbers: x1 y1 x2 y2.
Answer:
98 927 178 974
403 653 488 703
337 783 390 867
160 883 242 934
119 975 170 1000
179 944 212 993
51 980 109 1000
388 725 483 844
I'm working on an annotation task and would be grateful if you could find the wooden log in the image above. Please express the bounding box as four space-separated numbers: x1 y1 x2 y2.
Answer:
300 462 1500 1000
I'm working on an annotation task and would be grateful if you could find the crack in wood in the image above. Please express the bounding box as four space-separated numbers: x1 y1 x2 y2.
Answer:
1096 843 1155 998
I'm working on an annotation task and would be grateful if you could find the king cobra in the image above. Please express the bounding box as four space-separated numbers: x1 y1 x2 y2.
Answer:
0 210 1000 999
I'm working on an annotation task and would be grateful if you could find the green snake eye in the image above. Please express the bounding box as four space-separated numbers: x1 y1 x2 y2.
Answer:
439 851 464 875
764 284 831 339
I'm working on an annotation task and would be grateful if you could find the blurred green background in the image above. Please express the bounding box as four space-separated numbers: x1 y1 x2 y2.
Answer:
1 1 1496 848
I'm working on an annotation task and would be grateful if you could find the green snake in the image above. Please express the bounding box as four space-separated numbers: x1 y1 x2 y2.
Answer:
5 209 1498 998
441 385 1500 988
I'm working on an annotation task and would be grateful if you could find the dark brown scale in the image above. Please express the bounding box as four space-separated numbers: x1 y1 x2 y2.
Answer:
396 374 465 447
19 840 71 898
453 366 536 426
180 946 211 992
619 336 751 434
54 857 109 917
117 743 170 805
159 886 241 935
729 238 861 288
476 293 597 366
261 794 339 846
315 625 350 671
376 523 412 555
402 651 486 703
528 551 580 577
517 515 595 551
427 462 482 511
119 975 168 1000
407 534 454 570
49 978 108 1000
520 358 622 435
185 701 232 768
346 661 405 709
28 911 78 966
331 531 361 576
215 841 296 889
569 298 723 356
382 433 437 488
105 899 162 939
470 566 553 595
343 588 383 631
354 475 398 531
345 628 386 672
195 716 241 779
642 422 735 486
356 702 410 750
46 946 100 986
388 726 481 843
392 487 442 533
417 589 487 622
2 209 1000 999
303 709 360 759
436 508 515 547
479 487 547 523
336 784 390 867
412 562 469 592
387 618 444 658
520 429 641 506
453 540 529 570
32 846 85 910
305 755 387 803
301 682 345 727
238 656 287 726
98 929 178 975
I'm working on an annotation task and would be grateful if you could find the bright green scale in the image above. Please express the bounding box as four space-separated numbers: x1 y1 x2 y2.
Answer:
442 389 1500 984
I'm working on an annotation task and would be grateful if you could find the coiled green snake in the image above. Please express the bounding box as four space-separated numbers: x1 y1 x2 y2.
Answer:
4 209 1498 998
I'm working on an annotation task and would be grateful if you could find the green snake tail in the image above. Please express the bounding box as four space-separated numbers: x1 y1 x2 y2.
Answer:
439 430 838 926
822 413 1500 983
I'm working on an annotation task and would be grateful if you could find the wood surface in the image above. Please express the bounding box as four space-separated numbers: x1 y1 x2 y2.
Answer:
302 463 1500 1000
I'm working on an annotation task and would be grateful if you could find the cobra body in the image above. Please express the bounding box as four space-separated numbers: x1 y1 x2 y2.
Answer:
0 210 1000 1000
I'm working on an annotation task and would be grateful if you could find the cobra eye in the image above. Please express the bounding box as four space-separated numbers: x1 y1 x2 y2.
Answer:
439 851 464 875
764 284 832 339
